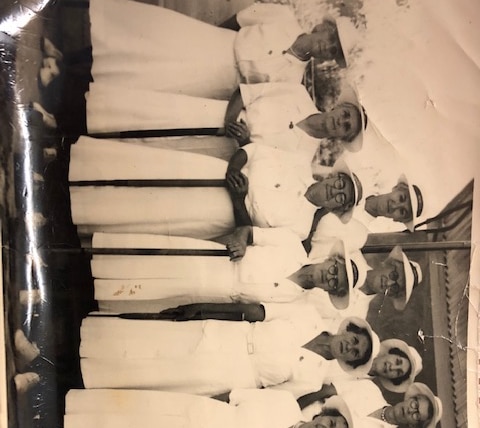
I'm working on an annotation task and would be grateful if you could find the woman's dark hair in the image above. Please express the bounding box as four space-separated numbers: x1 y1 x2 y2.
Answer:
388 347 413 385
311 20 337 37
315 408 348 426
317 408 342 418
344 322 372 368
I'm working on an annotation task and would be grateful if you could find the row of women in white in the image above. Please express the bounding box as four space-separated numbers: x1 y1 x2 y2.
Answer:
65 1 442 427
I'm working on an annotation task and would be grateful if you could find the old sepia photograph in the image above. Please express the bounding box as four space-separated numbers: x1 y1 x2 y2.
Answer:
0 0 479 427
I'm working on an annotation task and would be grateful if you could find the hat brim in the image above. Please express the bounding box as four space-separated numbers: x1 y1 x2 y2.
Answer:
405 383 442 428
332 159 363 224
398 174 419 232
323 396 353 428
336 84 366 152
336 316 380 375
330 16 352 69
378 339 422 393
331 26 347 68
387 247 415 311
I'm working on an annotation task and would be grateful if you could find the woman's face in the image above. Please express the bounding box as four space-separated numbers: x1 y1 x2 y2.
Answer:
321 105 361 141
300 415 348 428
365 183 413 223
366 258 405 297
307 173 355 212
305 255 348 295
309 24 342 61
391 395 432 426
330 331 370 363
372 353 411 380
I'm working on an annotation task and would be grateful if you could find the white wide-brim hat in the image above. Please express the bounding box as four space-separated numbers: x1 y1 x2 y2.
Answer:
323 396 354 428
336 83 367 152
397 174 424 232
405 383 443 428
332 16 359 68
388 246 423 311
378 339 423 393
325 240 357 310
331 158 363 224
336 316 380 375
348 250 369 292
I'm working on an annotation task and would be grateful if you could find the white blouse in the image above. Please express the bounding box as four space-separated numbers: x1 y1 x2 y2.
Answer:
243 144 319 240
241 82 319 157
236 4 307 85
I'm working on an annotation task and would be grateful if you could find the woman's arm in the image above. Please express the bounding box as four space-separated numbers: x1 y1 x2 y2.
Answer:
224 226 253 261
227 148 248 172
226 120 251 146
228 175 253 227
296 384 337 409
226 148 253 227
224 88 245 127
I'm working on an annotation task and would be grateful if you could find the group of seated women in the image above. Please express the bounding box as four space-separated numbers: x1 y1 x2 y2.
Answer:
61 1 441 427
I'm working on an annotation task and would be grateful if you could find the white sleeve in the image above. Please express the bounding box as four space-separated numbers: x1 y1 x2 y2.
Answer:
262 304 331 336
267 353 329 398
252 226 304 248
229 388 296 406
301 401 323 422
230 388 303 428
310 214 368 257
241 82 311 108
267 379 319 400
237 3 296 27
262 302 309 322
333 379 388 416
239 83 268 107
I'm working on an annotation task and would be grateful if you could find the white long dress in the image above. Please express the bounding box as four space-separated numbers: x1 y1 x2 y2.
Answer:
87 0 307 132
69 136 234 239
69 137 318 240
64 388 303 428
79 305 331 397
90 228 310 313
88 0 239 102
85 82 322 171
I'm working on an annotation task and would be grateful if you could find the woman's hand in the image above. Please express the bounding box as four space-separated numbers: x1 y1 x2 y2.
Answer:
226 119 251 146
226 239 246 261
224 226 252 262
226 169 249 200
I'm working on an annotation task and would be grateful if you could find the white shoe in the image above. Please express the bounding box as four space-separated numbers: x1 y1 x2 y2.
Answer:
14 372 40 394
14 329 40 365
